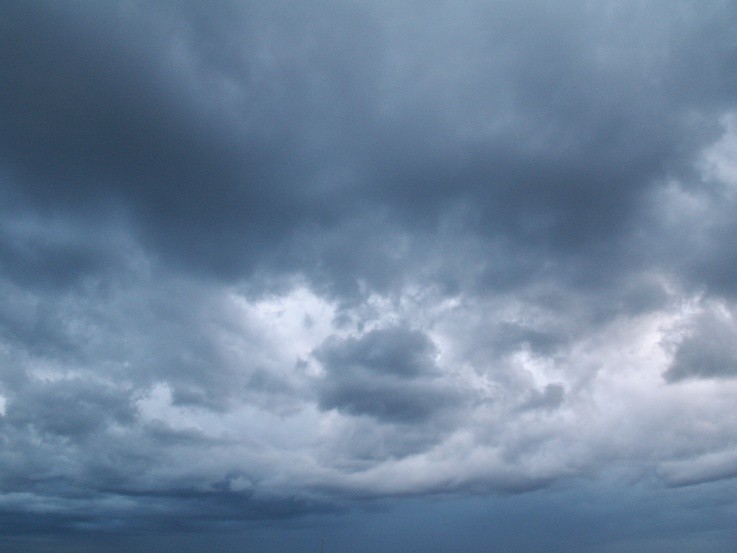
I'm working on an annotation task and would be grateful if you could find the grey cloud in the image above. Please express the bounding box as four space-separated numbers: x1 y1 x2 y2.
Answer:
0 227 108 292
319 416 451 463
3 0 737 546
0 265 298 427
316 327 439 378
3 378 134 439
520 383 566 412
0 0 377 282
664 305 737 382
314 326 463 422
490 322 564 357
1 0 732 298
318 380 452 423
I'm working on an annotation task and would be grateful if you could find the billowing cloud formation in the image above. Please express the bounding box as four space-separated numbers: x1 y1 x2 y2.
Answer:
2 0 737 549
314 326 461 422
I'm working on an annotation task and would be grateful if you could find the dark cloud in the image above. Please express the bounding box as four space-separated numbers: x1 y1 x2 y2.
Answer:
1 0 732 295
314 326 463 422
316 327 439 379
2 0 737 550
3 378 134 439
0 0 377 282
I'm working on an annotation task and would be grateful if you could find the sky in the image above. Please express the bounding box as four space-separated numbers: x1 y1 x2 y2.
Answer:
2 1 737 551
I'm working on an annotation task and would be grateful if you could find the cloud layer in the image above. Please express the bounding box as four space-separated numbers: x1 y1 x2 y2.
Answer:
2 0 737 548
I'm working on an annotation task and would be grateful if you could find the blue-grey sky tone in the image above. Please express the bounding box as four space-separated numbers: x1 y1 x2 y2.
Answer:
2 1 737 551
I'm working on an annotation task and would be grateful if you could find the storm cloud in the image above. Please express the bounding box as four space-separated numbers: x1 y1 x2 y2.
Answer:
2 1 737 551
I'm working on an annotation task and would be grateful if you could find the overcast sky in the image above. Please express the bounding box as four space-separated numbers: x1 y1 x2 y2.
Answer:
2 1 737 552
